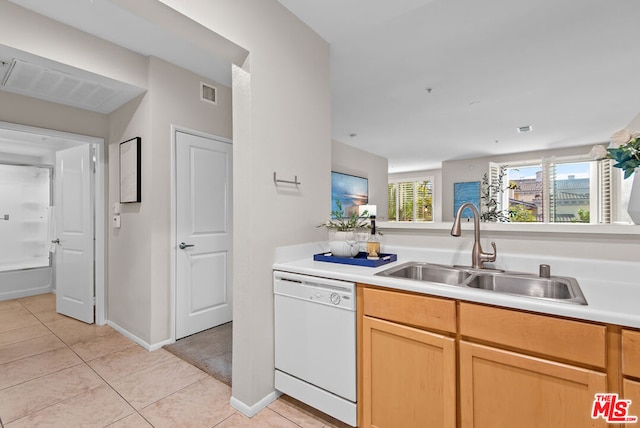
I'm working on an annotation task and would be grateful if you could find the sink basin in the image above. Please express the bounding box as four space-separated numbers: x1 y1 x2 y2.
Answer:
375 262 472 285
465 274 587 305
375 261 587 305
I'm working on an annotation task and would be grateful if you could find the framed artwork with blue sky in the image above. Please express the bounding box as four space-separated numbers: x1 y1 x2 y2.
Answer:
331 171 368 218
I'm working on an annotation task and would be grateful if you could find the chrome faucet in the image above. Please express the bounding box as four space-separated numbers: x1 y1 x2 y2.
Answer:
451 202 497 269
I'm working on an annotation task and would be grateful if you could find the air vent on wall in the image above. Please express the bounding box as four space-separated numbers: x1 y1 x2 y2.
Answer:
1 59 118 110
200 82 217 105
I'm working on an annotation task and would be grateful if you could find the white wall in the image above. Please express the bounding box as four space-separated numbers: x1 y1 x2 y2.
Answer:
380 225 639 268
382 144 638 269
0 90 108 140
441 144 598 221
107 93 152 342
0 2 237 348
3 1 320 412
157 0 332 410
332 140 388 219
0 51 109 301
0 1 147 90
107 57 233 345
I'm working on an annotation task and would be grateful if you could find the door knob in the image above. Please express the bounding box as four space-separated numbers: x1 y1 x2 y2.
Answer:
179 242 194 250
51 239 60 245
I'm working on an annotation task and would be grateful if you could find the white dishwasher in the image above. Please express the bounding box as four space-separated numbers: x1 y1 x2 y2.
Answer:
273 271 357 426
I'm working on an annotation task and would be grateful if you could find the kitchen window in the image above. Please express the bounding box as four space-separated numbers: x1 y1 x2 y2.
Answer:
492 155 616 224
388 178 433 222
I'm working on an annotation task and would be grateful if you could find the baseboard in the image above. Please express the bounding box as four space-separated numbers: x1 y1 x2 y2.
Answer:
230 390 281 418
107 321 173 351
0 285 53 302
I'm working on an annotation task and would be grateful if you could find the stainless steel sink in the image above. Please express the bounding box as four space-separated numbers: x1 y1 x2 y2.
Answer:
464 274 587 305
375 262 472 286
375 261 587 305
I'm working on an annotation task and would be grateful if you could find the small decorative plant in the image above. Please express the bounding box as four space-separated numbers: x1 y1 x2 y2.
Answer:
480 167 511 222
318 200 370 231
606 129 640 179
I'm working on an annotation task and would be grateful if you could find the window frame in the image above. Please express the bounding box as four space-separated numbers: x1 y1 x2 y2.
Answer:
494 153 614 224
388 176 435 222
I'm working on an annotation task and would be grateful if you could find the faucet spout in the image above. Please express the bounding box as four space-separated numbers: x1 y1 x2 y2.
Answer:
451 202 497 269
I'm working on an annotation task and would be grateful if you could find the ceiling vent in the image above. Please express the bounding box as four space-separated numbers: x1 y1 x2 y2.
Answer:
2 59 119 110
0 60 11 84
200 82 217 105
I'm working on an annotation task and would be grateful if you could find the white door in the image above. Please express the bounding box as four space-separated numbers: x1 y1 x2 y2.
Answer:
176 131 232 339
54 145 94 324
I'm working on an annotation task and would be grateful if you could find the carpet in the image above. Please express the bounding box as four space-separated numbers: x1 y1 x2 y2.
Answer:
164 321 232 386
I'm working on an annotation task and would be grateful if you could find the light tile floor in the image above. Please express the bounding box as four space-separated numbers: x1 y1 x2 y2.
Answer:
0 294 347 427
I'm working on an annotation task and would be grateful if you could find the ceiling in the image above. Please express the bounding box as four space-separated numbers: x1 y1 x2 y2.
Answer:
2 0 232 157
277 0 640 172
6 0 232 87
0 125 85 158
4 0 640 172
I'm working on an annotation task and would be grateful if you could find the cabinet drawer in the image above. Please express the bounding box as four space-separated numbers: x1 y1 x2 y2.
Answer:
623 329 640 378
362 286 456 333
459 302 606 368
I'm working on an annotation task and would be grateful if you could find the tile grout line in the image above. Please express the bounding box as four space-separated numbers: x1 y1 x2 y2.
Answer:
0 302 82 390
264 406 306 428
10 299 151 426
2 297 107 423
1 299 104 424
10 297 235 427
211 412 239 427
82 348 213 427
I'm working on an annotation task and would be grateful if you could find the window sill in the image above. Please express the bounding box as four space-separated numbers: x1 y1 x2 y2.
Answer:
378 221 640 236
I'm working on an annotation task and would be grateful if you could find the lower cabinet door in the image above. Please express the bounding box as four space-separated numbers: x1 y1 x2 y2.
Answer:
623 378 640 426
361 316 456 428
459 341 607 428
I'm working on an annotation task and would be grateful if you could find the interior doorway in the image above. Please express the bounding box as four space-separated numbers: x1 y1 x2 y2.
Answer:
0 121 105 324
172 127 233 340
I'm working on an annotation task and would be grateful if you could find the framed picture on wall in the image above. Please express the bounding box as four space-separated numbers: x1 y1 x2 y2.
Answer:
120 137 141 203
331 171 368 217
453 181 480 218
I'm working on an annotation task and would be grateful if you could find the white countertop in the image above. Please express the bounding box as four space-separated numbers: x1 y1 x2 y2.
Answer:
273 244 640 329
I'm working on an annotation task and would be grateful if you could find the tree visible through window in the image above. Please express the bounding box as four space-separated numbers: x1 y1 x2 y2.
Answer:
494 158 611 224
388 179 433 222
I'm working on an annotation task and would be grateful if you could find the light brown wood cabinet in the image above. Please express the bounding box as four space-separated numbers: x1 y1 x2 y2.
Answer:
359 286 456 428
460 341 606 427
623 379 640 426
358 284 616 428
622 329 640 426
622 329 640 378
458 302 608 428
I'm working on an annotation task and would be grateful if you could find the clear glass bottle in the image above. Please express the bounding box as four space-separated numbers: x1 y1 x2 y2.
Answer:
366 215 381 259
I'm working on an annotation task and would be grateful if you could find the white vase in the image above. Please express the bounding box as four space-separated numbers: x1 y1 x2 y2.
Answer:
628 172 640 224
328 230 359 257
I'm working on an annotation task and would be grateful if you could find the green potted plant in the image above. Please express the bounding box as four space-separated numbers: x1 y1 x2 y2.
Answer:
608 129 639 223
318 200 370 257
